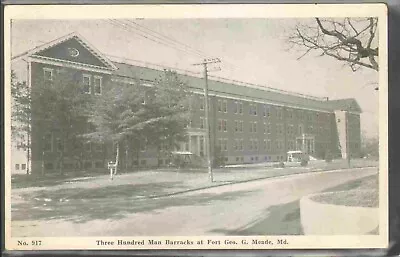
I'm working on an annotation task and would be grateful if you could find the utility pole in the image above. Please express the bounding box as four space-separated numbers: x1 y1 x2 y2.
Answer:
193 58 221 183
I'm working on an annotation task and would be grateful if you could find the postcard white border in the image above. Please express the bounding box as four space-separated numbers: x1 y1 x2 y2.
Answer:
4 3 388 250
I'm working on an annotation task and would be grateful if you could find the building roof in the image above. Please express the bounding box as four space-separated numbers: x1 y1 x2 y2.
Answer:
327 98 362 113
112 61 361 113
17 32 362 114
14 32 117 70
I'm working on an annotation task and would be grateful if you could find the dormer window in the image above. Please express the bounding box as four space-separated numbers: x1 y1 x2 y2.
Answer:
82 74 91 94
94 76 102 95
43 68 53 81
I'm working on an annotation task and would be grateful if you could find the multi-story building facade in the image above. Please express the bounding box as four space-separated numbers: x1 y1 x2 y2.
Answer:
11 32 363 174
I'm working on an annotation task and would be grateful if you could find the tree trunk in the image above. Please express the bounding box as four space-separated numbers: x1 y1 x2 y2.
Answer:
59 150 64 175
41 150 45 176
125 142 128 171
115 142 119 175
26 131 30 175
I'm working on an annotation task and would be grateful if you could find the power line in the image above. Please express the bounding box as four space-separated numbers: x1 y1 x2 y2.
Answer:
106 19 245 73
106 19 206 59
105 53 201 76
124 20 210 58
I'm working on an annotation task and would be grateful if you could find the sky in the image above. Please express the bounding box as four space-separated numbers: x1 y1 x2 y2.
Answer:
10 18 379 138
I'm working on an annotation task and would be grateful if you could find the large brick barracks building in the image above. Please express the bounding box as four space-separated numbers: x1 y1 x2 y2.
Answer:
11 33 362 174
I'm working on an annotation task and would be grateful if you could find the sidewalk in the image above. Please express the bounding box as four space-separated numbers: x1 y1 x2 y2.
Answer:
11 159 378 205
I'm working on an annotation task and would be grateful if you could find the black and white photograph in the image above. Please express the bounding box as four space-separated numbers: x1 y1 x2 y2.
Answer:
4 4 388 250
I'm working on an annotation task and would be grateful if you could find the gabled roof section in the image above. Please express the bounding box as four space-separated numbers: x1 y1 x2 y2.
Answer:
27 32 117 70
328 98 362 113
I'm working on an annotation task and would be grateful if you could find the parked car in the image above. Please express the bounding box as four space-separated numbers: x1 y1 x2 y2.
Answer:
286 150 309 167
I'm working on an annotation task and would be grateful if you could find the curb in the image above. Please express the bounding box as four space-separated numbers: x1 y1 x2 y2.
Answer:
144 165 378 199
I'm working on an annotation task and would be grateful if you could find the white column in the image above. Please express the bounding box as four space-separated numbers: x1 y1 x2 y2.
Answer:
197 135 201 155
189 135 192 153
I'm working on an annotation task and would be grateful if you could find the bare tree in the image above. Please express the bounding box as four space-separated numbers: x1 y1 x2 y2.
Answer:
288 17 378 72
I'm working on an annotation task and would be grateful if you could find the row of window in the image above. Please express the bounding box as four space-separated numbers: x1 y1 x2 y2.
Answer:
14 163 27 170
210 98 330 123
43 133 103 152
220 138 299 152
43 67 103 95
214 120 328 136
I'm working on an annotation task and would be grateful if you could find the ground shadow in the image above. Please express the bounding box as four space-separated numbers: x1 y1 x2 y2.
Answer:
210 200 303 235
12 183 254 223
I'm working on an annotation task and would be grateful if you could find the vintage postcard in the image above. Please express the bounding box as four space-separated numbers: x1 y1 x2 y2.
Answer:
4 4 388 250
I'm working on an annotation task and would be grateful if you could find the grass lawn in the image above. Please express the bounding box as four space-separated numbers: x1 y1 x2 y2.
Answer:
311 190 378 208
313 174 379 208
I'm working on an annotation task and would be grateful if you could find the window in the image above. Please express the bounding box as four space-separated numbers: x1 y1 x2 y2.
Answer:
288 140 295 151
263 105 271 117
238 102 243 114
223 100 227 113
43 68 53 81
249 103 257 116
218 119 227 132
43 133 53 152
83 74 91 94
249 139 258 151
199 96 204 110
200 117 205 129
84 142 92 152
276 140 283 150
218 100 227 113
218 138 228 151
277 124 283 135
288 110 293 119
141 92 146 105
297 110 303 119
94 76 102 95
15 164 20 170
298 124 304 135
267 140 271 151
250 122 257 133
277 108 283 119
265 123 271 134
287 125 294 136
239 121 244 132
200 136 205 156
22 164 26 170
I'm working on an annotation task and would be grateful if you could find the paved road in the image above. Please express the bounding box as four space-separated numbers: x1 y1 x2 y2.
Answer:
12 167 377 237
